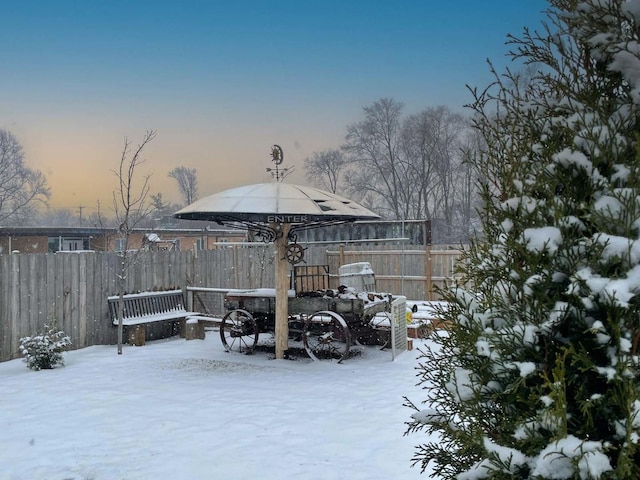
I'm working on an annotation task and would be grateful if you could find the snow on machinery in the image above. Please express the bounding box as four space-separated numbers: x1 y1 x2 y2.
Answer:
220 262 398 362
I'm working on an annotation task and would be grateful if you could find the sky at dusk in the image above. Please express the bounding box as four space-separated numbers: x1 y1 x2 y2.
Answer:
1 0 548 215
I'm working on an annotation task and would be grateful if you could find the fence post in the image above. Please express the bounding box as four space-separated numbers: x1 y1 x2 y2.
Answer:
425 243 432 301
186 287 193 311
232 245 239 289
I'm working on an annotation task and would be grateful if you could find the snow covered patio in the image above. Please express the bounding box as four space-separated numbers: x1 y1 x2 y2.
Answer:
0 334 433 479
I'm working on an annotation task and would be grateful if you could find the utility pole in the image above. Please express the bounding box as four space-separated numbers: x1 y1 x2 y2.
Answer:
77 205 85 226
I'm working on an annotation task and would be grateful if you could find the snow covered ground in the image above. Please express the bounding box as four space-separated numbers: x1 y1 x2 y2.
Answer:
0 332 435 480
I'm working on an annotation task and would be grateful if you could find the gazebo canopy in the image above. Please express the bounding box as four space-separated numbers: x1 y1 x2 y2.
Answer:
174 182 380 227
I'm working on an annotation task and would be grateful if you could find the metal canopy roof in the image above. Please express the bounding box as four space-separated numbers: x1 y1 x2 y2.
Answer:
174 183 380 225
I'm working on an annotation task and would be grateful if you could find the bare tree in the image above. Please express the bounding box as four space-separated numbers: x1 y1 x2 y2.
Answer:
401 110 439 219
456 128 484 237
39 208 78 227
338 100 476 241
113 130 156 354
343 98 413 219
0 129 50 225
169 166 198 206
422 106 468 238
303 98 477 241
304 149 346 193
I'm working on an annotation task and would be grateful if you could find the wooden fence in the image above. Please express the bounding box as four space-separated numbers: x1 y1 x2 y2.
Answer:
0 244 462 362
325 244 461 300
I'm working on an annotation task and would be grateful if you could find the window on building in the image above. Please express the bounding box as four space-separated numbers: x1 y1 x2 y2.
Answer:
62 238 83 251
48 237 90 252
115 238 126 252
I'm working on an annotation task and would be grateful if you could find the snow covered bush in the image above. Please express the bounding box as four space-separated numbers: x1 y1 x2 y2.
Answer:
405 1 640 478
19 323 71 371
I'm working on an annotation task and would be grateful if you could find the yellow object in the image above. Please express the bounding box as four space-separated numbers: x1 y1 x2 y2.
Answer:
406 310 413 324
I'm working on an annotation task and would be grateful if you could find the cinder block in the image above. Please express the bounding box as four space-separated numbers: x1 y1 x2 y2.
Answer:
184 319 205 340
127 325 146 346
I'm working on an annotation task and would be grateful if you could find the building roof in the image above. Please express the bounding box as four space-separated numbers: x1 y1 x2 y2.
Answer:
0 225 241 237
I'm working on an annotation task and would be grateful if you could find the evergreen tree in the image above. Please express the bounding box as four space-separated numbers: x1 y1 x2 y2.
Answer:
19 323 71 371
405 1 640 478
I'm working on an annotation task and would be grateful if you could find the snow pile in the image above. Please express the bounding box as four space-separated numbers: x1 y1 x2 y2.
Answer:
530 436 611 480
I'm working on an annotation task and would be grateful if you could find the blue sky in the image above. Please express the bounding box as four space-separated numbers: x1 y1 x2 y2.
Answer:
1 0 548 211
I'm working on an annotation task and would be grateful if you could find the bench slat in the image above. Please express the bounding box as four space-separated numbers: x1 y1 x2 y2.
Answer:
113 310 199 326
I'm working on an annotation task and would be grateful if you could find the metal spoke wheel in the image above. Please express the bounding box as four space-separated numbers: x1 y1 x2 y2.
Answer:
303 311 351 363
219 309 258 354
285 243 305 265
370 312 392 350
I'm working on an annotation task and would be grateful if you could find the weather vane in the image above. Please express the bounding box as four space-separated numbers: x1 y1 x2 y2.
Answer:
271 145 283 165
266 144 294 182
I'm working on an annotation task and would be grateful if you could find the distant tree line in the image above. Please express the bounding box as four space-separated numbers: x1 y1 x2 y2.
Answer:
305 98 479 243
3 98 475 242
0 128 200 228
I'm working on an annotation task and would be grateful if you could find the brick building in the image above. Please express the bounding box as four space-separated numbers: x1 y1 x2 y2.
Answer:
0 226 245 254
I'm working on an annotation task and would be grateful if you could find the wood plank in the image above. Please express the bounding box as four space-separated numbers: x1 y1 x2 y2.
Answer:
0 255 10 360
9 255 20 359
77 253 87 348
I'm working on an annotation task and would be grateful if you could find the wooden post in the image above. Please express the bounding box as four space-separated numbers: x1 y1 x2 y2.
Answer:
425 242 433 301
274 223 291 359
232 245 239 289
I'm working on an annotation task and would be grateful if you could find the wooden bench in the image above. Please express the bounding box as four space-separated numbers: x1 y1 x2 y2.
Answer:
108 289 202 345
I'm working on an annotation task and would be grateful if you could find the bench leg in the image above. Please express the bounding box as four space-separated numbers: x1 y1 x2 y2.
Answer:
127 325 146 346
178 319 187 338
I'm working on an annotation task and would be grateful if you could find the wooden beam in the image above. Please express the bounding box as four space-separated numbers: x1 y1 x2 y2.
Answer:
274 223 291 359
425 242 432 301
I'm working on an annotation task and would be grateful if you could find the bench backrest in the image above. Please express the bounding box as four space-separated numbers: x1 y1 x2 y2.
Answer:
107 289 186 321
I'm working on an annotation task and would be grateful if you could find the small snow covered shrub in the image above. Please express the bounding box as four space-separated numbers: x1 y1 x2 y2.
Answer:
19 323 71 370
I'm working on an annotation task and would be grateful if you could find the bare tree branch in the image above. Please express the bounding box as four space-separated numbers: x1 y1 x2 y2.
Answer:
0 129 50 225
